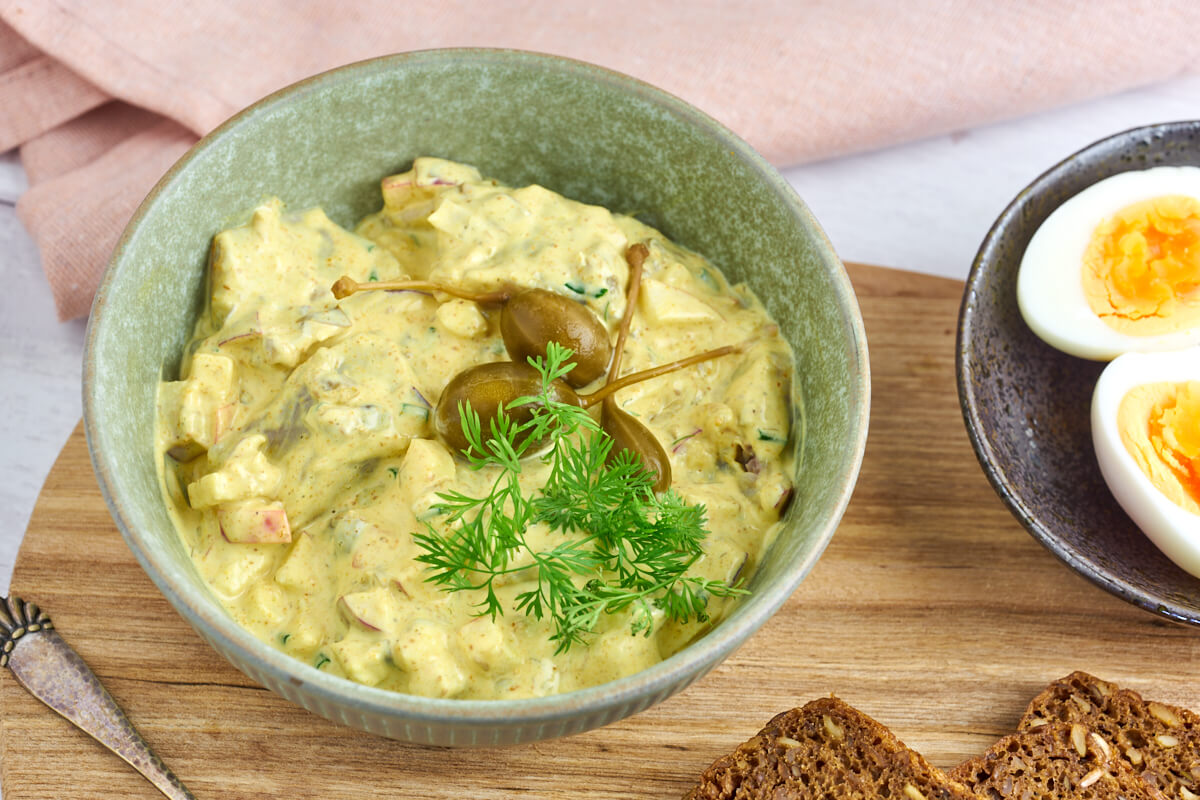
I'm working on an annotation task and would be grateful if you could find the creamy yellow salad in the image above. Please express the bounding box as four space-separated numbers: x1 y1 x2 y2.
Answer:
157 157 796 699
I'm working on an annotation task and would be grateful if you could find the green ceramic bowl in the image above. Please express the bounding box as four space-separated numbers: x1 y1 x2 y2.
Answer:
83 49 869 745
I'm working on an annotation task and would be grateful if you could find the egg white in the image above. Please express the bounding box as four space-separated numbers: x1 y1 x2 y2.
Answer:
1018 166 1200 361
1092 347 1200 577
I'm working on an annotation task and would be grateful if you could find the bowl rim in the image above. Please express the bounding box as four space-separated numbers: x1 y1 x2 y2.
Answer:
83 47 871 730
955 119 1200 626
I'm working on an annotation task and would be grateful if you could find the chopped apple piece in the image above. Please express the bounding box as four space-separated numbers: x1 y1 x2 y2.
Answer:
427 197 473 236
392 620 468 698
413 157 481 187
756 472 791 512
187 434 282 508
639 279 720 324
435 298 488 339
213 403 236 442
725 355 790 448
330 636 392 686
159 382 202 462
159 354 238 460
211 549 271 597
248 582 291 625
279 615 323 652
398 439 456 516
258 305 347 368
217 500 291 544
457 617 516 670
179 353 236 448
274 531 317 591
338 586 405 633
529 658 561 697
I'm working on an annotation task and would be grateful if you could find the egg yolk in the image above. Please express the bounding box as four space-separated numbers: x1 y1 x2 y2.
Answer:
1118 380 1200 514
1083 195 1200 336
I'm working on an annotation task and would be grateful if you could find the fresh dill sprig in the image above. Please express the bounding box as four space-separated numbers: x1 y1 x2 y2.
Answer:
412 342 746 652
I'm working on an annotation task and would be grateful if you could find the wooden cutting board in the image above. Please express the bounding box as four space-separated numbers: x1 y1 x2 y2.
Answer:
3 263 1198 800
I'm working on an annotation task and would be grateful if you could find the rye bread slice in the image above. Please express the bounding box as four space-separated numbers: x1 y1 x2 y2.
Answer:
684 696 982 800
951 721 1166 800
1018 672 1200 800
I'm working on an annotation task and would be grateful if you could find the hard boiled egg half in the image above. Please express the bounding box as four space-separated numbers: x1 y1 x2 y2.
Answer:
1092 347 1200 577
1018 166 1200 361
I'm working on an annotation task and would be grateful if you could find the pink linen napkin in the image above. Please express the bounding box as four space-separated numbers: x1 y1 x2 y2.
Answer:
2 0 1198 321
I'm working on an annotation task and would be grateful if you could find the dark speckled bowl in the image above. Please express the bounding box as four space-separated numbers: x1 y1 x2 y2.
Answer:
83 50 869 746
957 121 1200 625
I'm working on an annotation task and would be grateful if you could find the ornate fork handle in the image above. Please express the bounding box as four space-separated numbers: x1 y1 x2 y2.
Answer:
0 595 195 800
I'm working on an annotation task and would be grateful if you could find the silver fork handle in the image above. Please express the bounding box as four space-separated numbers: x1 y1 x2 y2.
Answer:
1 596 195 800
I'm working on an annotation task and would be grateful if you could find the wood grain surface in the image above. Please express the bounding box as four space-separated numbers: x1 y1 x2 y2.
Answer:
3 263 1198 800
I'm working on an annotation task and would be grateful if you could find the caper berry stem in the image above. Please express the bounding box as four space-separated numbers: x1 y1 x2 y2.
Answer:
600 242 669 491
608 242 648 384
581 340 752 408
331 276 513 304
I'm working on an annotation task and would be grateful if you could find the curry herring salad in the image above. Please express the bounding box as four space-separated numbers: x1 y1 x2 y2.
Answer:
156 158 797 699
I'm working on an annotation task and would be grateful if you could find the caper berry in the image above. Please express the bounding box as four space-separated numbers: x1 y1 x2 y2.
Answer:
500 289 611 387
601 397 671 493
433 361 581 455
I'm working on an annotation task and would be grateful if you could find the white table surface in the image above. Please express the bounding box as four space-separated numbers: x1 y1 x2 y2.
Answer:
1 74 1199 603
